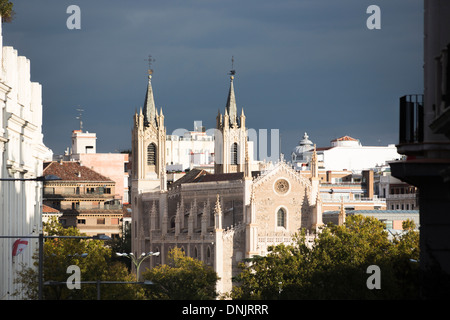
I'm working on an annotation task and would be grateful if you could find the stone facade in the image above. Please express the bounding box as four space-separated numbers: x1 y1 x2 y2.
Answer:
131 72 322 295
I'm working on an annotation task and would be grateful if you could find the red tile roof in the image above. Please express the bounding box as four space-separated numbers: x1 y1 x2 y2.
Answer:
43 161 114 182
331 135 358 142
42 204 60 213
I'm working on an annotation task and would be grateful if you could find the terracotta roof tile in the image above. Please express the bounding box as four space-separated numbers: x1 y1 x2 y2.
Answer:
43 161 114 182
331 135 358 142
42 204 60 213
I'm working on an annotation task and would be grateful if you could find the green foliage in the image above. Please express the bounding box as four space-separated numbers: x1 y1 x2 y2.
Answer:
231 215 420 300
14 217 146 300
142 247 219 300
0 0 14 22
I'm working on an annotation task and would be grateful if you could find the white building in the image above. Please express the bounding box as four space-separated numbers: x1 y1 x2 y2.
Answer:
292 134 402 172
70 129 96 154
166 121 215 172
0 21 52 299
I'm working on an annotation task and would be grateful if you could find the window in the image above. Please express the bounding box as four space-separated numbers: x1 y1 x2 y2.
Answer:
77 219 86 225
231 143 238 165
147 143 157 165
97 218 105 225
277 208 286 228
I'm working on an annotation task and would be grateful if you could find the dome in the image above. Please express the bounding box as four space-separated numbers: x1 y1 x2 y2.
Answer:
292 132 314 159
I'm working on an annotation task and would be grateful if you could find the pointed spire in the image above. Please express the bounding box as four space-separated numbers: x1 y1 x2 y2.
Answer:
214 194 223 230
143 74 157 127
225 57 238 127
311 144 318 179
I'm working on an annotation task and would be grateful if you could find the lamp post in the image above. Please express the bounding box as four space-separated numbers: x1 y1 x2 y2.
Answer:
116 252 160 281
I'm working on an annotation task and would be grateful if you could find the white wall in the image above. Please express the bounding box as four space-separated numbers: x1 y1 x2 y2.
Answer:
0 22 52 299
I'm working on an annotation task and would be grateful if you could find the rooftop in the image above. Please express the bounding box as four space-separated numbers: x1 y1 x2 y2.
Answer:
43 161 114 182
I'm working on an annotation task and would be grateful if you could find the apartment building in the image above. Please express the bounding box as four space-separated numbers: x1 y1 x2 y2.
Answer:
42 161 122 239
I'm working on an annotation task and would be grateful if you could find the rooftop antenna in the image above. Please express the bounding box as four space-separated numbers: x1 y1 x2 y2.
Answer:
228 56 236 76
76 108 84 131
145 54 156 75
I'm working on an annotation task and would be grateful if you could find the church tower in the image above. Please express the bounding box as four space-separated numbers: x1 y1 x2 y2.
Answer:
131 69 167 194
215 59 248 174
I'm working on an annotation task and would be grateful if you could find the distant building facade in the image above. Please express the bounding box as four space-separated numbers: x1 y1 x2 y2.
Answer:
43 161 122 239
0 21 52 300
291 134 401 172
166 121 215 172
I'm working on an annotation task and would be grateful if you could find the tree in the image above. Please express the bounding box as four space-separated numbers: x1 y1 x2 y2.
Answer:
0 0 14 23
231 215 420 299
142 247 219 300
14 218 146 300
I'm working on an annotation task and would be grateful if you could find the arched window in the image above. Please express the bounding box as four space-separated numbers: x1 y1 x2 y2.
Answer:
147 143 157 165
231 142 238 165
277 208 286 228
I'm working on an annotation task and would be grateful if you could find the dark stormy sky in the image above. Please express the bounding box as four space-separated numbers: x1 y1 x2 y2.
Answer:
2 0 423 159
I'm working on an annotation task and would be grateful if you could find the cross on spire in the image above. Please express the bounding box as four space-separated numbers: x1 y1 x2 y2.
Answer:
145 54 156 75
229 56 236 76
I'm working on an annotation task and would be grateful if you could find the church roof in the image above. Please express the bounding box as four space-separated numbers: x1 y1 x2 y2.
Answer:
169 169 261 188
195 172 255 182
170 169 209 188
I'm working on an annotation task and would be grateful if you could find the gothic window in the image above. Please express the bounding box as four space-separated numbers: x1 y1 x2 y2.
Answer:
147 143 157 165
231 142 238 165
277 208 286 228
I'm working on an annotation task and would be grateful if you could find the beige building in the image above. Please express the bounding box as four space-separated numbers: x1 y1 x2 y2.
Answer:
131 70 323 294
43 161 123 239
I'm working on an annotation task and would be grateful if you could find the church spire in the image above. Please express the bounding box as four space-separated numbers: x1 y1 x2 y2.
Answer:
225 56 238 127
143 74 157 127
143 55 157 127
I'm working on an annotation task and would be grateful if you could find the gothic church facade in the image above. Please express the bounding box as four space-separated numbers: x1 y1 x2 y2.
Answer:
131 69 323 294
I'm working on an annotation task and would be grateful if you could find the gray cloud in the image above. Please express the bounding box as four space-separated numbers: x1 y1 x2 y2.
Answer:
3 0 423 157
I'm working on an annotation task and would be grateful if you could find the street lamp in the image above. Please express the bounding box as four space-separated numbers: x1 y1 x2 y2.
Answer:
116 251 160 281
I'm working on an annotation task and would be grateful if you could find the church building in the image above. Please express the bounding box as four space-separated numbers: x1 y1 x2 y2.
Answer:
130 67 323 294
